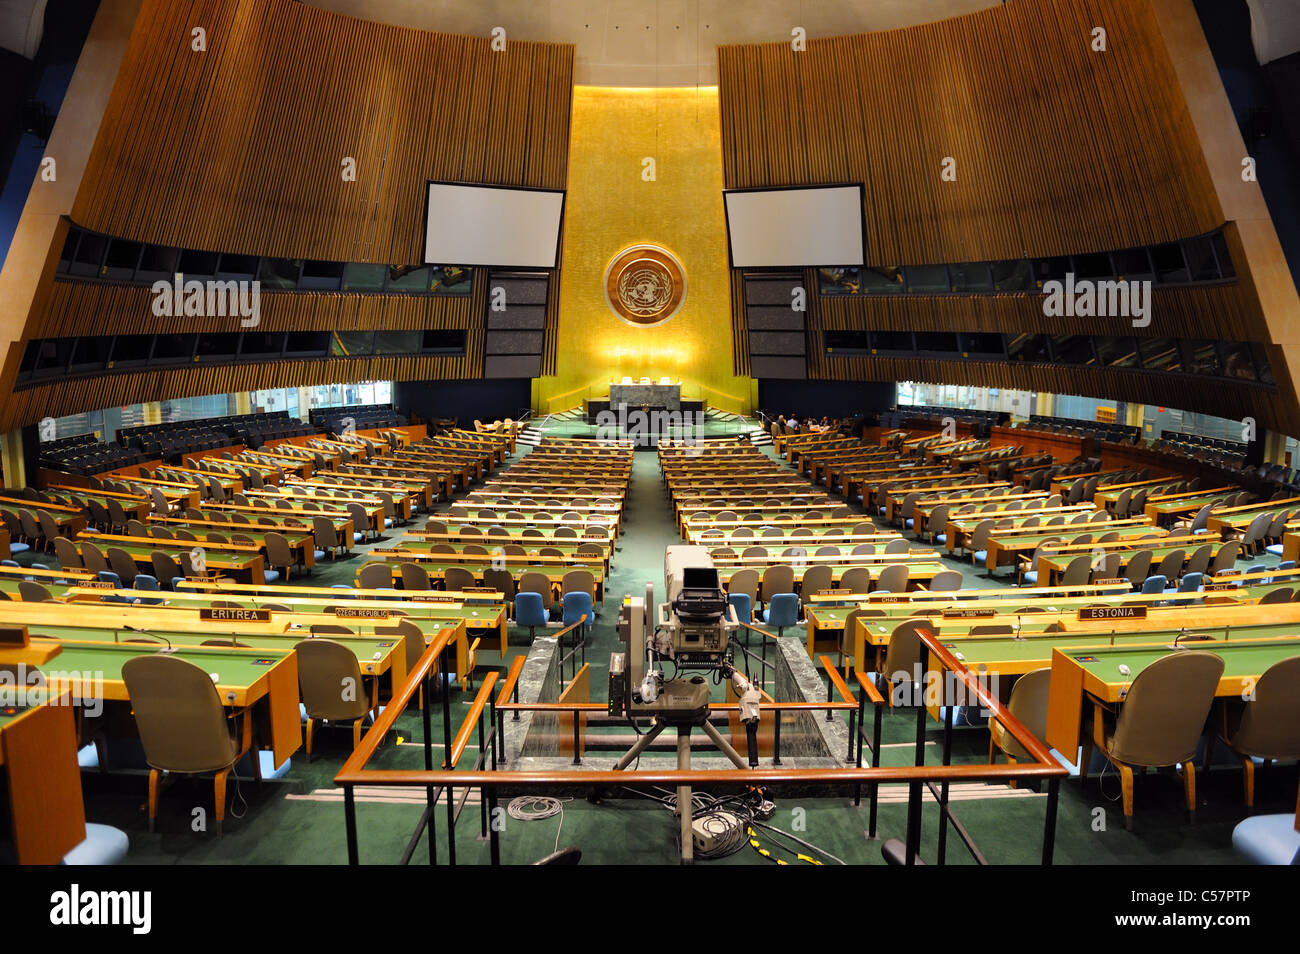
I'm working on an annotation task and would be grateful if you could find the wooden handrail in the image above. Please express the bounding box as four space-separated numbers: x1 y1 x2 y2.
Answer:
337 628 452 779
853 670 886 707
495 655 527 709
817 655 856 704
916 627 1060 769
449 672 499 768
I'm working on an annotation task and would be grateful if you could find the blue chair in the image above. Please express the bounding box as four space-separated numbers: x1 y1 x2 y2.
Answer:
1278 560 1296 572
1139 574 1167 595
97 570 122 589
1167 571 1202 605
514 592 548 640
728 592 752 624
8 540 29 555
562 591 593 675
32 563 49 572
61 824 129 865
1232 815 1300 865
132 574 164 605
759 593 800 636
1 559 18 567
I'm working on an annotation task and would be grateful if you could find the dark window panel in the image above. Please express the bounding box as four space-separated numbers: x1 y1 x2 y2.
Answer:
1030 256 1070 289
904 264 949 293
948 262 993 292
871 331 913 352
373 331 421 354
33 338 75 375
421 329 467 352
1249 343 1273 386
1218 342 1257 382
1182 235 1219 282
69 232 107 277
824 330 869 351
1072 252 1113 280
959 333 1005 356
258 258 302 290
101 239 143 280
69 337 105 371
1185 340 1221 376
137 245 181 281
1050 335 1094 364
331 330 374 356
387 265 430 293
1006 333 1050 362
430 266 472 295
1139 337 1181 372
285 330 330 355
990 259 1034 291
195 333 242 360
58 229 80 273
1150 242 1189 283
1210 231 1235 278
300 260 344 291
152 333 198 363
914 332 960 353
239 332 286 357
108 335 154 367
178 248 219 278
1111 247 1154 282
1095 337 1139 369
342 263 387 292
216 253 258 280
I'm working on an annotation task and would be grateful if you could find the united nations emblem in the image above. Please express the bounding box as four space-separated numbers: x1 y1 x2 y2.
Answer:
603 244 686 327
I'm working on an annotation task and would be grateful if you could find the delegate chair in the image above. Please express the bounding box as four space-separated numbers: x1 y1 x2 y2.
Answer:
989 668 1052 786
926 570 962 592
1083 651 1225 828
358 563 394 590
875 563 909 594
296 639 376 757
728 568 759 606
1209 656 1300 808
514 592 549 639
443 566 476 593
122 655 252 833
401 562 432 591
799 563 833 598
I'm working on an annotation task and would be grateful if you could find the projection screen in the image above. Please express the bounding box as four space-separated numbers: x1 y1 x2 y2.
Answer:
724 185 865 267
424 182 565 268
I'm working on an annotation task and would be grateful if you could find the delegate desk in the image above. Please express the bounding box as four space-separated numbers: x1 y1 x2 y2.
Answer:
77 535 269 584
982 520 1155 574
0 688 86 864
167 580 500 656
361 557 607 603
28 640 302 766
1045 638 1300 759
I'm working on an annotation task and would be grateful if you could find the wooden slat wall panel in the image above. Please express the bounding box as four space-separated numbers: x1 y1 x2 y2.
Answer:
806 283 1271 348
39 281 478 336
3 0 577 430
717 0 1220 264
71 0 574 264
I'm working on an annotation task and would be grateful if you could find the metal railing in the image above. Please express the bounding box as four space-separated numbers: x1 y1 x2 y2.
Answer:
335 624 1067 865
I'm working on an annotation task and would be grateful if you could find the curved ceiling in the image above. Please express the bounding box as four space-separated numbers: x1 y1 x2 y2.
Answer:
306 0 999 85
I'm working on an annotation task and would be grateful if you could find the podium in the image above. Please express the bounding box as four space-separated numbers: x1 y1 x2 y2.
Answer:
609 379 681 411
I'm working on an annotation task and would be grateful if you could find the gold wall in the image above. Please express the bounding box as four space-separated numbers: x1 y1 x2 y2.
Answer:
536 86 752 414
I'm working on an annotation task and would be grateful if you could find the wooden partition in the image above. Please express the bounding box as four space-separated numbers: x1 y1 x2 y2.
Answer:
989 426 1090 461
